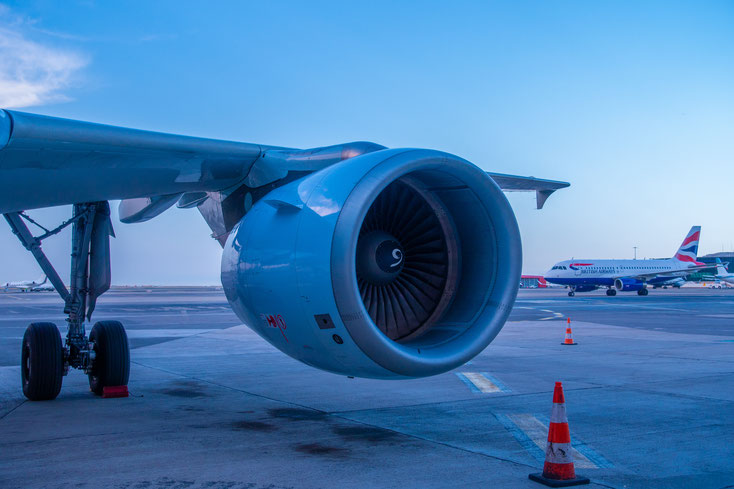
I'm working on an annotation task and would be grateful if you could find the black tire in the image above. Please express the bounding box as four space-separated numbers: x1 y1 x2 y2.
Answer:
21 322 64 401
568 291 575 297
637 288 649 296
88 320 130 395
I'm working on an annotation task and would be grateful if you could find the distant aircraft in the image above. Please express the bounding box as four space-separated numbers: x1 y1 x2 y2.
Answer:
713 259 734 285
650 277 685 289
3 276 48 292
544 226 711 296
0 109 569 401
30 281 55 292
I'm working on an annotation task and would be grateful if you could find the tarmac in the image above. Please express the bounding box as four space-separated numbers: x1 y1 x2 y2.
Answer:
1 287 733 488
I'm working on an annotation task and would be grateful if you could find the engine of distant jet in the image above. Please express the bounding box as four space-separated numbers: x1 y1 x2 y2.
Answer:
615 278 645 291
221 148 522 379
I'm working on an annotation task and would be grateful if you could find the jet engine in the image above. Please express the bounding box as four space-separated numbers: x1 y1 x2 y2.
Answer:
615 278 644 291
221 148 522 379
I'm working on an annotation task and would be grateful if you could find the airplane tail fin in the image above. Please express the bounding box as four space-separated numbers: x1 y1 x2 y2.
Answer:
673 226 701 264
37 276 47 285
715 258 729 276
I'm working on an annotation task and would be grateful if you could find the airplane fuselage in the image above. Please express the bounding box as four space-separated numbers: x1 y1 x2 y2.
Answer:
544 258 696 288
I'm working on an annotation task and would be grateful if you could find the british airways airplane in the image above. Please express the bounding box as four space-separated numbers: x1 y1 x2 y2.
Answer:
544 226 710 296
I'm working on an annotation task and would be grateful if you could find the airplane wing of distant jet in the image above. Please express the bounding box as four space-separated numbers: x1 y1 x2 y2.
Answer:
617 262 714 281
0 108 570 402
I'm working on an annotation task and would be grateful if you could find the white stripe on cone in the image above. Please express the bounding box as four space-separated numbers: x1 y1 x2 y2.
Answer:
550 403 567 423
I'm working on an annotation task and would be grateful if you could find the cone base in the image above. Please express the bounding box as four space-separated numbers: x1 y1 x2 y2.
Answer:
561 342 578 345
529 473 590 487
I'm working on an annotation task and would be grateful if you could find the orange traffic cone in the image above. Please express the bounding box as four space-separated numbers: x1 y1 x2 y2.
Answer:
561 318 577 345
529 382 590 487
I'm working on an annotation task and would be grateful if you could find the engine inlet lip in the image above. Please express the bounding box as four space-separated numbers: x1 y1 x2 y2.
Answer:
330 148 521 378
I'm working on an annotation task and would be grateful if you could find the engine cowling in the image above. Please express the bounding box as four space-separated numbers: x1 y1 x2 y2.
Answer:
221 148 522 379
615 278 644 291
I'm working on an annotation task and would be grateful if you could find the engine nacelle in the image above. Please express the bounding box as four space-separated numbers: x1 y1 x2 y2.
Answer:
221 148 521 379
615 278 645 291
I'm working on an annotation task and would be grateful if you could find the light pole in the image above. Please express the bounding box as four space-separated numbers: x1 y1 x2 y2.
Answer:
633 246 637 260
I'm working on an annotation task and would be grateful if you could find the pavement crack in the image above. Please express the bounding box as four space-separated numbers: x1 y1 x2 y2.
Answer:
0 399 26 421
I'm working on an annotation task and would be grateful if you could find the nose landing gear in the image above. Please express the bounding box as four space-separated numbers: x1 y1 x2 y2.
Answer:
5 203 129 401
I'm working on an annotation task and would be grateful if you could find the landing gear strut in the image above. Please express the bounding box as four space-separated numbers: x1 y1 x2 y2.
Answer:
5 203 129 400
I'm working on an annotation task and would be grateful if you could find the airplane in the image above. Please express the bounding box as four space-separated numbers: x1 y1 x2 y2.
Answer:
650 277 685 289
30 281 56 292
0 109 569 401
3 276 48 292
544 226 712 296
713 259 734 285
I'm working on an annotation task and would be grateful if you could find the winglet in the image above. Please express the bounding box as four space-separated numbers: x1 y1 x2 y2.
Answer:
536 190 555 210
486 172 570 209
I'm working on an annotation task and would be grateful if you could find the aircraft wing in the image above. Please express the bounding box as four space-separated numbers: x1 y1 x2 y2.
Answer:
486 172 570 209
0 110 570 215
618 263 715 281
0 110 273 214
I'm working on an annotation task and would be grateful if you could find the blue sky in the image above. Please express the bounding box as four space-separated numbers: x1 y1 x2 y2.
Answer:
0 1 732 284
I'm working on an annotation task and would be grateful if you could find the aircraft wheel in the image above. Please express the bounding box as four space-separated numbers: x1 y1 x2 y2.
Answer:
606 289 616 296
88 321 130 395
637 288 649 296
568 291 575 297
21 322 64 401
